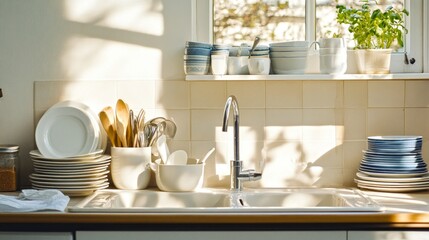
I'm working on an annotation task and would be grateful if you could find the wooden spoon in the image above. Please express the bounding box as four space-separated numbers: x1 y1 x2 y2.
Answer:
115 99 129 147
102 106 119 146
99 110 117 147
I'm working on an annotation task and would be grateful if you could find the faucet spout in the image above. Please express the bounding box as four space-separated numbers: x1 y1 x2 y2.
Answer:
222 95 261 191
222 95 240 162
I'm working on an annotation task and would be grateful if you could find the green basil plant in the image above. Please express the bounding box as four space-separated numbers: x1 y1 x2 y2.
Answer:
336 0 409 50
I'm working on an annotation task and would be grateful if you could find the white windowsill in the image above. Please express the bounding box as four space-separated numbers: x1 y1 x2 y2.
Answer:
185 73 429 81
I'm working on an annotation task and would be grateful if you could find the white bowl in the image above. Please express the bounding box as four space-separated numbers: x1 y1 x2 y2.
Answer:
155 163 205 192
271 57 307 74
270 51 308 58
269 41 310 48
184 55 210 61
184 63 210 75
270 46 309 52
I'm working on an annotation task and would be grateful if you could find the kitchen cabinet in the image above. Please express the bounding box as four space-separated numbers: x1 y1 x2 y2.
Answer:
0 232 73 240
348 231 429 240
76 231 346 240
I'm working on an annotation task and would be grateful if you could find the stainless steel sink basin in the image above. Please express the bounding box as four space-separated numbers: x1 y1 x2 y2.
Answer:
68 188 383 213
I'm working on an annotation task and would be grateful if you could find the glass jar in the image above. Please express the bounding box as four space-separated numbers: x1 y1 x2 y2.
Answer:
0 145 19 191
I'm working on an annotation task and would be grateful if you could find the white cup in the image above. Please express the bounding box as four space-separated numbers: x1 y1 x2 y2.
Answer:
228 56 249 75
211 55 228 75
111 147 152 190
248 57 270 75
319 38 346 48
320 53 347 74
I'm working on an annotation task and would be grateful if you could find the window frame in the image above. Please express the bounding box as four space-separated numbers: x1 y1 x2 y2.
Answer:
192 0 427 73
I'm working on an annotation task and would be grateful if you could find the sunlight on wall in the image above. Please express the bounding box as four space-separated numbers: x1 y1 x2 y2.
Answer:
213 123 345 188
62 0 164 80
62 36 162 80
64 0 164 36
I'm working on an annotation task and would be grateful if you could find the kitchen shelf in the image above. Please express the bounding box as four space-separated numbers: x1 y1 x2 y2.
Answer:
185 73 429 81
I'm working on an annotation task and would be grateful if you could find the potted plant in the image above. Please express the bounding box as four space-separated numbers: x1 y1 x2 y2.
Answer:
336 0 409 74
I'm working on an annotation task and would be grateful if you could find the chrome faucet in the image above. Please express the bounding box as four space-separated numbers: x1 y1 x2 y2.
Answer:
222 95 262 191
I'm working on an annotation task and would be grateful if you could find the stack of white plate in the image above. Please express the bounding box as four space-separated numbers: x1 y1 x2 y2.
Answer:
29 150 110 196
269 41 310 74
355 136 429 192
32 100 109 196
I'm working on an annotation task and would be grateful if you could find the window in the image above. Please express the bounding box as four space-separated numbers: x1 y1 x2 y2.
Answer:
193 0 424 73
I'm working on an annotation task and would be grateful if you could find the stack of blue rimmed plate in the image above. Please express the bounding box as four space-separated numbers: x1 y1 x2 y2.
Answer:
355 136 429 192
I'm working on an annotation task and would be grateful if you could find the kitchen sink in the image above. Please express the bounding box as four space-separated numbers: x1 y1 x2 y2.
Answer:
68 188 383 213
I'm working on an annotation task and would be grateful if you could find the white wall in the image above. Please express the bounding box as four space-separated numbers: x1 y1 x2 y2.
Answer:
2 1 429 189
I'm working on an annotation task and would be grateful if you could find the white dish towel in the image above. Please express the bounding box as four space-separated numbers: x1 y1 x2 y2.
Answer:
0 189 70 212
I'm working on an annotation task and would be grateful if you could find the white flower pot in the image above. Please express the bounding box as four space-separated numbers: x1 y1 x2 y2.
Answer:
354 49 392 74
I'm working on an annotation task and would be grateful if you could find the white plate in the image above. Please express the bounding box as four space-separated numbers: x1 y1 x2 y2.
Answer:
31 181 109 189
34 165 108 175
30 178 107 187
30 149 104 161
355 178 429 187
32 183 109 196
52 101 107 153
356 172 429 183
31 170 110 179
30 173 107 182
32 155 110 167
35 105 99 158
358 170 428 178
357 183 429 193
32 161 110 170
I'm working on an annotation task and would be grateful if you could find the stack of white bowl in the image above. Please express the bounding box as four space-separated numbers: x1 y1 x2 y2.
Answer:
32 100 110 196
184 41 212 75
269 41 310 74
318 38 347 74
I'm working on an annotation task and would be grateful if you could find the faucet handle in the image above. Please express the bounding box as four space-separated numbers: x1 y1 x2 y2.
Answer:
239 169 262 181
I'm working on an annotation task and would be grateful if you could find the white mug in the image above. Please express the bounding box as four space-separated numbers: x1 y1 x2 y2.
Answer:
248 57 270 75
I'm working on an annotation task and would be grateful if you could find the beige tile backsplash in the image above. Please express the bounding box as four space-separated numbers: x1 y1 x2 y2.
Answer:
368 81 405 107
34 80 429 189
